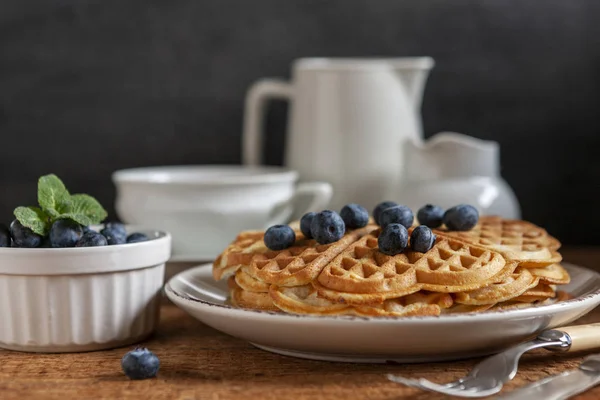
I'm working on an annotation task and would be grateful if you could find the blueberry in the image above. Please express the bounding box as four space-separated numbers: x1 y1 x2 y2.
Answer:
264 225 295 250
378 223 408 256
76 231 108 247
121 347 160 380
101 228 126 245
104 221 126 238
410 225 437 253
300 212 316 239
49 219 84 248
127 232 149 243
310 210 345 245
443 204 479 231
417 204 445 228
373 201 398 225
82 226 95 234
379 205 414 229
0 224 10 247
340 204 369 229
10 219 43 248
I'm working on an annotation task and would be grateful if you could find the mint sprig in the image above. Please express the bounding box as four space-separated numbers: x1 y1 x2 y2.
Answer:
14 206 51 236
14 174 108 235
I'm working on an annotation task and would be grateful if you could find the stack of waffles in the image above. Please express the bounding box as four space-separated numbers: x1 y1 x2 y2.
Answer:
212 216 570 317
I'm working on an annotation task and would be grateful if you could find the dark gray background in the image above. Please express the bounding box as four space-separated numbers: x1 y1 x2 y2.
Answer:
1 0 599 244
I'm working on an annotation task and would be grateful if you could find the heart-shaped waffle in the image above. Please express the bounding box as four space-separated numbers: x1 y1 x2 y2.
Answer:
213 230 267 280
234 268 270 293
441 303 496 314
434 216 562 267
511 282 556 303
454 268 539 305
313 233 420 304
526 263 570 285
228 277 278 311
242 225 377 287
269 285 352 315
313 231 512 305
353 292 453 317
270 285 452 317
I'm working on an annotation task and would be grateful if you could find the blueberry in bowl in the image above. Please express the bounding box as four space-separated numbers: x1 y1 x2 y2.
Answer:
10 220 43 248
76 231 108 247
0 174 172 353
50 219 84 248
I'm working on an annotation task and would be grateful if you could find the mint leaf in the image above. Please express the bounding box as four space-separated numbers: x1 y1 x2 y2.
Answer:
58 213 94 227
14 206 50 235
38 174 71 217
65 193 108 225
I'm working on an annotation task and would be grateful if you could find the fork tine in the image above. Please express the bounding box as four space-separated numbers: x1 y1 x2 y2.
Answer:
387 374 464 389
386 374 504 398
420 381 502 398
385 374 424 388
418 380 503 398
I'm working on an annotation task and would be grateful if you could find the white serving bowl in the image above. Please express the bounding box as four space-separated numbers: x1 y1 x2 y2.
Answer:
0 229 171 353
113 165 332 262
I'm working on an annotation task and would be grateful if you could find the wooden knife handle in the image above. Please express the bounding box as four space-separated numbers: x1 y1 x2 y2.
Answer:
560 323 600 352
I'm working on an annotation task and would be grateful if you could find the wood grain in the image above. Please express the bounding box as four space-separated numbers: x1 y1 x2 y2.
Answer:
1 250 599 400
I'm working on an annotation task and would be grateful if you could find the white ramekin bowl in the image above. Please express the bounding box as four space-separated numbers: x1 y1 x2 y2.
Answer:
0 229 171 353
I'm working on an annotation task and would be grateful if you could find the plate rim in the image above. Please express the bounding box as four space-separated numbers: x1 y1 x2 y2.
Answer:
165 262 600 325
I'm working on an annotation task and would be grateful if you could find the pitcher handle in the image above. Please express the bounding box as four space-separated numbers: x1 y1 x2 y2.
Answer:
291 182 333 220
242 79 294 166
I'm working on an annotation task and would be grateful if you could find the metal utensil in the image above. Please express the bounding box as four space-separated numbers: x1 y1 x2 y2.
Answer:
497 354 600 400
387 322 600 398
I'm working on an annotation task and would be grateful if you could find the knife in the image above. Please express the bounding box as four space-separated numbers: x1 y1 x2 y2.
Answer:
498 354 600 400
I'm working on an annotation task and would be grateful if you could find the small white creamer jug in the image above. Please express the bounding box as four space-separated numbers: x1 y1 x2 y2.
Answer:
395 132 521 218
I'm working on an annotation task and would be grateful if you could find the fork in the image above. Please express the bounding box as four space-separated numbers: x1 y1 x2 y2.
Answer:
387 322 600 398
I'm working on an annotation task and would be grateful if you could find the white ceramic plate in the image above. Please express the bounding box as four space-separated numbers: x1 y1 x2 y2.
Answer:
165 263 600 363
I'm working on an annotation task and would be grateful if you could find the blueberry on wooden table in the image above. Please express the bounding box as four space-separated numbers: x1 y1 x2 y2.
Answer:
121 348 160 380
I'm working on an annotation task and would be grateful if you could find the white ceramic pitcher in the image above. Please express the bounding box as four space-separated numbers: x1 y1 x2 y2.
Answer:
396 132 521 218
243 57 434 211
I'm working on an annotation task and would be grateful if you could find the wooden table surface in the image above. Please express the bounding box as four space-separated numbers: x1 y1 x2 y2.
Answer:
1 248 599 400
